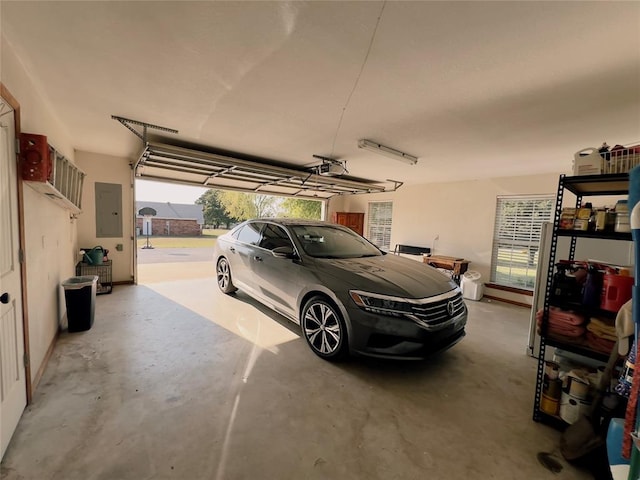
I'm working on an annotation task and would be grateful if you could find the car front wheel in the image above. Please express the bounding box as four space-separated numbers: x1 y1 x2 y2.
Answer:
301 296 348 361
216 257 237 294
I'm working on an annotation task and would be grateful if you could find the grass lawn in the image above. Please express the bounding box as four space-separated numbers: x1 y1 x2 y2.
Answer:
136 229 228 248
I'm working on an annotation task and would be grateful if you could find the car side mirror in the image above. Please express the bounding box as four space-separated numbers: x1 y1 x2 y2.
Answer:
272 246 296 259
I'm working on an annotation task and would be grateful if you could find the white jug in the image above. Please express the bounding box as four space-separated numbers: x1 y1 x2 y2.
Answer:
573 147 603 176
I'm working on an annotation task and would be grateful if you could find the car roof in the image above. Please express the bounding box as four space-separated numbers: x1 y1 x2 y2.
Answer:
249 218 338 227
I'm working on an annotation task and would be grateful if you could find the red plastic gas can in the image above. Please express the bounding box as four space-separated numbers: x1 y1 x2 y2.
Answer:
601 273 634 312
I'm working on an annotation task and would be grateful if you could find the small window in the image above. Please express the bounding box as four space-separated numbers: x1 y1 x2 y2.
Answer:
259 224 292 251
236 222 262 245
367 201 393 250
490 195 554 290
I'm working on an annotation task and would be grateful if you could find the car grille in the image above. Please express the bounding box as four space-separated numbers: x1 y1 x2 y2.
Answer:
408 292 466 330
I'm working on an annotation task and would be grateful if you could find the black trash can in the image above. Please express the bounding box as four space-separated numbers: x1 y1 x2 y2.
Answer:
62 275 98 332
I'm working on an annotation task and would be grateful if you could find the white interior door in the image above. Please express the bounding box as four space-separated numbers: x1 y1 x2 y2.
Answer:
0 104 26 459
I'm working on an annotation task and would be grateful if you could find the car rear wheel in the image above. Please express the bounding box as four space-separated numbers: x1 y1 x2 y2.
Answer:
301 296 348 360
216 257 237 294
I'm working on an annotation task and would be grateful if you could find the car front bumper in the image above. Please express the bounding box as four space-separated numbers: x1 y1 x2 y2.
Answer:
344 305 468 359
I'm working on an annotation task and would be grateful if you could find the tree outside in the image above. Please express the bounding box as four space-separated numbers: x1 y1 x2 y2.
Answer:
218 191 277 220
280 198 322 219
196 189 322 224
196 189 236 228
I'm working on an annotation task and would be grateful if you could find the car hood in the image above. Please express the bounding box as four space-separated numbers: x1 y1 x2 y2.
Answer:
314 254 457 299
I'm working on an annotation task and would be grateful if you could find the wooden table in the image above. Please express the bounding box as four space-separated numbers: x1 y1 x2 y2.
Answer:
423 255 470 284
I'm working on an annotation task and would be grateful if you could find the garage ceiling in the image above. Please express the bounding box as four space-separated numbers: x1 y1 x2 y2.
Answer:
2 1 639 188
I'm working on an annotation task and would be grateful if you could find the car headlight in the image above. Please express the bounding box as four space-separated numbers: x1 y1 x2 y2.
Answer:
349 290 412 317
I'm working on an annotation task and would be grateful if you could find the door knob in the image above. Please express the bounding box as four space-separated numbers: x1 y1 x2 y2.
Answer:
0 292 9 304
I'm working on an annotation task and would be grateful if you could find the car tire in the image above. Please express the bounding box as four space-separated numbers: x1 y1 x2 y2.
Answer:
216 257 237 294
301 296 348 361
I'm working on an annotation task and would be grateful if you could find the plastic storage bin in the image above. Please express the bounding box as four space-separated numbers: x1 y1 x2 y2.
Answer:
62 275 98 332
461 271 483 301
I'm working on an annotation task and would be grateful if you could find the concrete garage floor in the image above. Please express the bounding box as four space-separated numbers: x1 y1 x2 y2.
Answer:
1 261 594 479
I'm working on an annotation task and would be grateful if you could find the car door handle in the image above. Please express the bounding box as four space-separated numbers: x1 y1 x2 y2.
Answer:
254 256 263 262
1 292 9 304
229 247 235 253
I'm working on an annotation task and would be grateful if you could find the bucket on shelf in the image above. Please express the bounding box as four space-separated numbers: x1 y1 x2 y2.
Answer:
567 375 590 400
559 391 592 424
540 393 560 416
541 373 562 416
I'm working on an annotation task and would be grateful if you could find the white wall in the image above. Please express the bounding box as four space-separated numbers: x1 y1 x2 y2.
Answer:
328 173 563 283
2 39 77 384
75 151 134 283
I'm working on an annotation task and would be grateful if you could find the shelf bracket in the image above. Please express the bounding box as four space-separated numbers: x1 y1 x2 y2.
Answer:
111 115 178 144
386 179 404 192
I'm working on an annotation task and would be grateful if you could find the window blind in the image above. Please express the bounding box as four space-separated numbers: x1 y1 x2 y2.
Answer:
490 195 554 290
368 201 393 250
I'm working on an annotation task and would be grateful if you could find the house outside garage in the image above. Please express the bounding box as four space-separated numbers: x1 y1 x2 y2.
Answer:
136 201 204 236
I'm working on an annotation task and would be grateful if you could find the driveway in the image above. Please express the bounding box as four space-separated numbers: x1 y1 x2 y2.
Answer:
137 247 216 284
137 247 215 264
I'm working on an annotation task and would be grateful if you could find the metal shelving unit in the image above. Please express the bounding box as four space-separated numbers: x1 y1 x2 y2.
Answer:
532 173 630 423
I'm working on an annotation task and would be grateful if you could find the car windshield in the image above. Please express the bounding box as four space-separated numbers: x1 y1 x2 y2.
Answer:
290 225 382 259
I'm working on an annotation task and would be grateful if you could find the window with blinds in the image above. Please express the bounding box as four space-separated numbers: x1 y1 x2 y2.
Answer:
490 195 554 290
367 201 393 250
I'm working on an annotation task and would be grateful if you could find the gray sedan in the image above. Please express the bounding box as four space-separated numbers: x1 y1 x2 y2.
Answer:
214 219 467 360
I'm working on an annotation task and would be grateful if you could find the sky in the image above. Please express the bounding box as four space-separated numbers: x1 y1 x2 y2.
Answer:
135 179 207 204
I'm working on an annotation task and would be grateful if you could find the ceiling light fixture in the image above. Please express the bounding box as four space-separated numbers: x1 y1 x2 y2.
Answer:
357 139 418 165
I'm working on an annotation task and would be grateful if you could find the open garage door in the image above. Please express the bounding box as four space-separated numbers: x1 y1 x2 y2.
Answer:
135 142 399 200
